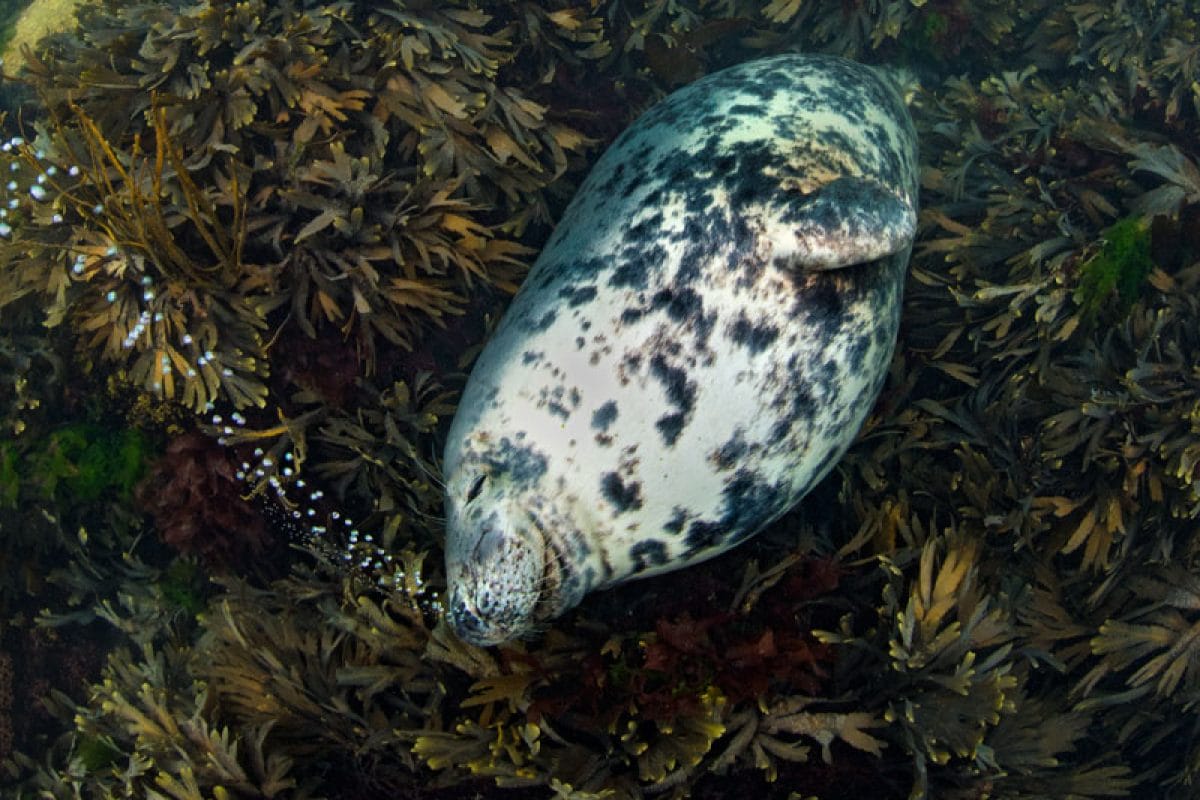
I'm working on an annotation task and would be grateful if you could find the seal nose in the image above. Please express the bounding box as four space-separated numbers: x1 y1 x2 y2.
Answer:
448 595 487 641
443 498 547 644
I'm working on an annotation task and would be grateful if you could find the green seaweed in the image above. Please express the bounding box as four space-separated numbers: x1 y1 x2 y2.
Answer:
157 558 206 616
27 422 149 504
1074 217 1155 318
0 442 17 508
72 734 123 774
0 0 30 58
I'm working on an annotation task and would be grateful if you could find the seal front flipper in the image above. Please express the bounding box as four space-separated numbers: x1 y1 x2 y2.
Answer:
775 175 917 271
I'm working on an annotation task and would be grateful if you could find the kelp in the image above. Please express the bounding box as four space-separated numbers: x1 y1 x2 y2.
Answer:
0 0 599 412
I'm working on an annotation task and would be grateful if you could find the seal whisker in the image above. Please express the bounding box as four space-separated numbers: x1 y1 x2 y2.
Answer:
410 507 446 524
407 446 447 492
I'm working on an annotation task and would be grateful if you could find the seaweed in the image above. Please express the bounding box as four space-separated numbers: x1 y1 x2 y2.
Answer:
0 441 16 508
26 422 148 504
0 0 598 413
1074 216 1155 318
134 430 275 570
3 1 1200 799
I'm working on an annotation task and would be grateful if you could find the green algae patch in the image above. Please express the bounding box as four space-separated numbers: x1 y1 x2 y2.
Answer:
0 0 86 71
27 423 149 504
1074 217 1155 318
0 442 17 509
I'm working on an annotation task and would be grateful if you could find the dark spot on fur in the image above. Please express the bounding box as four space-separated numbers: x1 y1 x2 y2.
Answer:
844 333 869 372
652 286 713 344
722 469 780 543
559 285 598 307
649 355 695 415
629 540 669 573
483 438 548 485
610 262 646 289
770 384 817 443
601 472 643 513
728 314 779 353
628 211 664 243
664 506 688 534
685 519 725 553
592 400 619 432
655 412 686 445
711 431 748 471
799 277 844 323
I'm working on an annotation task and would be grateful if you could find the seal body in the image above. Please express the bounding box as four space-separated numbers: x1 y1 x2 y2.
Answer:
443 54 918 645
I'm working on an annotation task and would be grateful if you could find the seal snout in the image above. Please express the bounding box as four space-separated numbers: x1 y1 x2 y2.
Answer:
446 506 547 646
447 592 499 644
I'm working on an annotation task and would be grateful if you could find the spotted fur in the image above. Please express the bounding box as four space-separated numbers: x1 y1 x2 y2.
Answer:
443 54 919 645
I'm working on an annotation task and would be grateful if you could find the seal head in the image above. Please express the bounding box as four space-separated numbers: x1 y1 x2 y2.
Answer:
444 455 548 646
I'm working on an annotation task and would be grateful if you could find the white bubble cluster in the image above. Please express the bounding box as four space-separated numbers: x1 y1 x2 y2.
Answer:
0 135 78 223
206 410 439 613
0 135 252 407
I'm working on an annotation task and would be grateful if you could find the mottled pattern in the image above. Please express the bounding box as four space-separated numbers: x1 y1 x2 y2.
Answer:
442 54 919 645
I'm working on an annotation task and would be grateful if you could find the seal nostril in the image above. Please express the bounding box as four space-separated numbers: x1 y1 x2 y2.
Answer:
450 596 481 631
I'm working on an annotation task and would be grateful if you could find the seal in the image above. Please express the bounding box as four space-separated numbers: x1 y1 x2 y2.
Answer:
442 53 918 646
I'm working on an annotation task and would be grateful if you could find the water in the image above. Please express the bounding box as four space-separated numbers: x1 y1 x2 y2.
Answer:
0 1 1197 798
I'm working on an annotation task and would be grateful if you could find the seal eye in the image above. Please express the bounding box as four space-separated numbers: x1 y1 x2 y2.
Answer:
466 474 486 504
